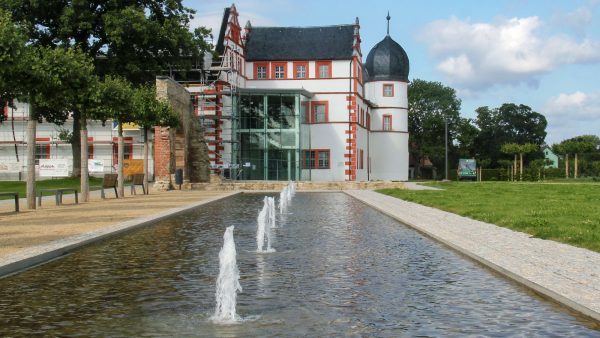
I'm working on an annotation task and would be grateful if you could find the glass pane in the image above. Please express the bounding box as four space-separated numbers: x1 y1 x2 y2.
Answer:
319 65 329 78
319 151 329 168
280 95 295 129
315 104 326 123
267 95 281 129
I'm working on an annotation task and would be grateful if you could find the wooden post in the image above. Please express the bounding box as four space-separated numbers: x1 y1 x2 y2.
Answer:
574 153 578 179
80 117 89 202
117 122 125 197
26 113 36 209
565 153 569 179
519 152 523 181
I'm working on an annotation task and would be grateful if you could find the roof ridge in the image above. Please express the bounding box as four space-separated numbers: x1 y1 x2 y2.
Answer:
252 24 354 29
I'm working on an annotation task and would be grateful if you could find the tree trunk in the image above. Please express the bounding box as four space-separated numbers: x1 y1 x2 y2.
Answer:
11 105 19 162
80 116 89 202
513 154 517 181
26 105 36 209
565 154 569 179
143 127 149 195
519 152 523 181
71 110 81 177
118 122 125 197
574 153 578 179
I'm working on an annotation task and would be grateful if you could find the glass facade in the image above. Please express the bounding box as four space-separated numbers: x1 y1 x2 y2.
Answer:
233 91 311 181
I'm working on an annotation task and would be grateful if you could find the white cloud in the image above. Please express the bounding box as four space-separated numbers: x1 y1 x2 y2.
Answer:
543 91 600 143
554 0 599 34
420 16 600 91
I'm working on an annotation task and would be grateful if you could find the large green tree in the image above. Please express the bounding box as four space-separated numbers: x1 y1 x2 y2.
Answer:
1 0 212 176
408 79 463 177
554 135 600 178
474 103 547 167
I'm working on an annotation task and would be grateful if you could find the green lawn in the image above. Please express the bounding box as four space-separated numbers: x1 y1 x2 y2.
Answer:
0 177 103 199
378 182 600 252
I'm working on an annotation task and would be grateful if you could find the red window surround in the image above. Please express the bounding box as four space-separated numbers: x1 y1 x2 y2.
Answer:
112 137 133 164
254 62 269 79
315 60 332 79
359 149 364 170
310 101 329 123
35 137 51 159
366 113 371 129
88 137 94 159
383 114 392 131
271 62 287 79
383 84 394 97
293 61 309 79
3 101 8 119
303 149 330 169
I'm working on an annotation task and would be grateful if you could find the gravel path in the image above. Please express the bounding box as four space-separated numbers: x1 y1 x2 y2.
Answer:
345 189 600 322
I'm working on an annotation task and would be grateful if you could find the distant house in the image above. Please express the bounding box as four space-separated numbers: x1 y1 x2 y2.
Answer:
543 146 559 168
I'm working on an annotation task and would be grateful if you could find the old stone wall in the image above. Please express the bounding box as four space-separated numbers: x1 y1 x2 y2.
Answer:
154 76 210 190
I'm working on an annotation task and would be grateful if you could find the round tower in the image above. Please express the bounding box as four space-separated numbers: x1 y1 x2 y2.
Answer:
364 14 409 180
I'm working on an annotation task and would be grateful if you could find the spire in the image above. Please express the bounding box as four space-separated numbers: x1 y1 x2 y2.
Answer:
386 11 391 36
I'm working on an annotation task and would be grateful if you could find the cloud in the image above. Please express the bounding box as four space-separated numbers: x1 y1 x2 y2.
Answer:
542 91 600 143
419 16 600 91
554 0 599 34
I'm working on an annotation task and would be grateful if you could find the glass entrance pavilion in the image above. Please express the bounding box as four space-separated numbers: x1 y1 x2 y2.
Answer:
232 88 312 181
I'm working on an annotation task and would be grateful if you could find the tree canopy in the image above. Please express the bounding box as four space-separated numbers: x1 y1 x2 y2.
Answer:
473 103 547 166
408 79 463 174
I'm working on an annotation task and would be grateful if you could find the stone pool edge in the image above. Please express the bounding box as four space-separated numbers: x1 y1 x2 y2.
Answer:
0 191 241 279
344 189 600 324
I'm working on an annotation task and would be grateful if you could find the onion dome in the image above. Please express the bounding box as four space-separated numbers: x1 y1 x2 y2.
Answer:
364 35 410 82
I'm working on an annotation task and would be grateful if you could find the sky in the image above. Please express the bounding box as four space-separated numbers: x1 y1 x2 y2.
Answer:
184 0 600 145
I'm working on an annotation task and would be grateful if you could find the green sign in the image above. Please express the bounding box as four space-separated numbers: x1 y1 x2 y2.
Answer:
458 159 477 178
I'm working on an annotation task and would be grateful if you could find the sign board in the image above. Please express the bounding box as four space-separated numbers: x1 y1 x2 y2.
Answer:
458 159 477 180
39 159 69 177
88 159 105 173
112 121 140 130
123 159 144 176
0 162 20 172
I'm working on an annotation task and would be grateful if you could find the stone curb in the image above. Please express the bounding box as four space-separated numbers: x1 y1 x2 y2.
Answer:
0 191 240 279
344 190 600 323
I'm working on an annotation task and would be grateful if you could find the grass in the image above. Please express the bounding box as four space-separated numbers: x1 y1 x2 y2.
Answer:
0 177 103 199
378 181 600 253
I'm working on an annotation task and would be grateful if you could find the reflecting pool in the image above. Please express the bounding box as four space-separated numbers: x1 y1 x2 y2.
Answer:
0 193 598 336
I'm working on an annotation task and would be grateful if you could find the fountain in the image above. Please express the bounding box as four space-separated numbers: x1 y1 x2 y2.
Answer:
256 197 275 253
211 226 242 323
279 188 288 214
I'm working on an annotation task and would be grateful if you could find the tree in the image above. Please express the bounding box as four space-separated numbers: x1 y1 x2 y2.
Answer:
501 143 520 181
555 135 600 179
132 85 179 194
474 104 547 167
500 143 538 181
2 0 212 177
0 9 25 123
408 79 462 178
97 76 134 197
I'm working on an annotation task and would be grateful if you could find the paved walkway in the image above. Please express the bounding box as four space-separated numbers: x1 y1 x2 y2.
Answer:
346 189 600 322
0 189 239 277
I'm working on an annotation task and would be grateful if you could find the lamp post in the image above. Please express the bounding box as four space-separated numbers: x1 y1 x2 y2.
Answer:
444 116 448 181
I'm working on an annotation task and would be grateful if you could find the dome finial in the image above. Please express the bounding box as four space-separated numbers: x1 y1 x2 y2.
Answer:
386 11 391 36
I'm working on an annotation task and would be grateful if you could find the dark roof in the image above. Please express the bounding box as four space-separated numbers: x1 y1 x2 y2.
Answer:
215 7 230 55
245 25 354 61
364 35 409 82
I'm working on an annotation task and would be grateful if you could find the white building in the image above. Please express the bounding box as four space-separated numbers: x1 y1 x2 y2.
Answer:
0 101 151 180
187 5 410 181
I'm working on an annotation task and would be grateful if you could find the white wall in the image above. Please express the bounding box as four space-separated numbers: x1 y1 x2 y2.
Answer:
370 132 408 181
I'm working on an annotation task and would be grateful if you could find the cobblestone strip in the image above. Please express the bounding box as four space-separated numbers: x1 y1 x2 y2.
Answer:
345 189 600 322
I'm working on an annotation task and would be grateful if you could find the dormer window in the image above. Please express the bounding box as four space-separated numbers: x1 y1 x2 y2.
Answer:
256 64 267 79
316 61 332 79
272 62 287 79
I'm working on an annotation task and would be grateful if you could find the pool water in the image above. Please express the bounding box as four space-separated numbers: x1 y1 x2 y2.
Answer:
0 193 598 336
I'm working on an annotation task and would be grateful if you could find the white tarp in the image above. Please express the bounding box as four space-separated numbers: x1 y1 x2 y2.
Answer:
39 159 69 177
0 162 20 172
88 159 104 173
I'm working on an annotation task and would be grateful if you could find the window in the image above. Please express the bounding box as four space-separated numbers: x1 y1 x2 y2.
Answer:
311 101 328 123
88 137 94 159
383 115 392 131
35 138 50 164
112 137 133 165
383 84 394 97
254 63 268 79
3 101 7 120
272 62 286 79
303 149 330 169
296 65 305 78
366 113 371 129
359 149 364 170
316 61 332 78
